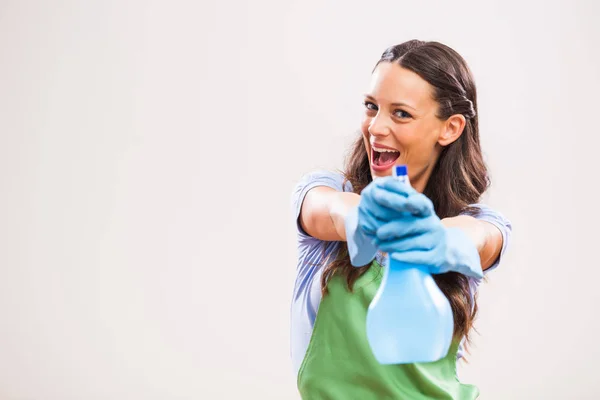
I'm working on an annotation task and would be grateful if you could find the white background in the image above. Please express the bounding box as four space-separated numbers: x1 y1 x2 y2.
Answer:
1 0 599 398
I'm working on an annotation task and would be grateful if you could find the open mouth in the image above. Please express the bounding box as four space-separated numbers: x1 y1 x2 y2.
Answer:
371 146 400 172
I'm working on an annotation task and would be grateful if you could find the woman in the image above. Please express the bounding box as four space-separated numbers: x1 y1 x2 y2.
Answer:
291 40 512 399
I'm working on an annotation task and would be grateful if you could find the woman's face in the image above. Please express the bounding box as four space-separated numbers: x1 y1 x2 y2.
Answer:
361 62 461 192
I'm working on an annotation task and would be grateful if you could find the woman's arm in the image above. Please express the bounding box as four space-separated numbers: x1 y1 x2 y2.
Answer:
441 215 503 271
299 186 360 241
300 187 504 270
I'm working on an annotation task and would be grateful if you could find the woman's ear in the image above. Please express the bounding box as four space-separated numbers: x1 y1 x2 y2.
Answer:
438 114 466 146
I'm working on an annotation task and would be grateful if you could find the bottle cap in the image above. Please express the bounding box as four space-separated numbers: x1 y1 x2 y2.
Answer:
393 165 408 177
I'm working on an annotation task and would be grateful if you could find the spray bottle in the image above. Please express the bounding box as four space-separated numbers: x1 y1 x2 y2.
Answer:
366 165 454 364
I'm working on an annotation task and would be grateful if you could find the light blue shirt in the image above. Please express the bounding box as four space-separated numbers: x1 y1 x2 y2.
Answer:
290 170 512 374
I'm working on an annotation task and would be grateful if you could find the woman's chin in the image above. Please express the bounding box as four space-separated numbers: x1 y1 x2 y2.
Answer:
370 168 393 180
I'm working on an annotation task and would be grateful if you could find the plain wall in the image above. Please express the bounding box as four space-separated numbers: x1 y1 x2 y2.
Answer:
1 0 599 398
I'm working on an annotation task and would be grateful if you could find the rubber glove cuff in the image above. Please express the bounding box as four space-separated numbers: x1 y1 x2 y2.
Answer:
344 206 378 267
434 227 483 280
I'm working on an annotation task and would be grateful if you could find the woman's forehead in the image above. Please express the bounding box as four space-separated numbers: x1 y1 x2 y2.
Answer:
368 62 435 108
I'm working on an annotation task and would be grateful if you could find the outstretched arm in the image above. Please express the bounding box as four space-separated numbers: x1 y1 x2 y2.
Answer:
442 215 503 271
299 186 360 241
299 186 504 270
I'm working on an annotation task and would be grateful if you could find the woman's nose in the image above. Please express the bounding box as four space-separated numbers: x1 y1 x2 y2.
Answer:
368 114 392 138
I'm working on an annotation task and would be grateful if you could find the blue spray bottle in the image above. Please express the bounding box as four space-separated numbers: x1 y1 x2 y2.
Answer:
366 165 454 364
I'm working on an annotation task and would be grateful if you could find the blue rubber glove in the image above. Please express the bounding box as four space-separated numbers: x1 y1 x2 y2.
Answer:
344 206 378 267
344 178 431 267
371 180 483 280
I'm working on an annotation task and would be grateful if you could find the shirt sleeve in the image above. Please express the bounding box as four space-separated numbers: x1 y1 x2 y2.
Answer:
291 170 351 240
467 203 513 274
290 170 349 370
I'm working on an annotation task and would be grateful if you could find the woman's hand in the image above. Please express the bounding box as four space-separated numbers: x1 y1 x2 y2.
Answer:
356 178 431 237
368 178 483 280
344 177 420 267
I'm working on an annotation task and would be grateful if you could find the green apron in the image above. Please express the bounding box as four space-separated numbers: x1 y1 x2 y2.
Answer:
297 261 479 399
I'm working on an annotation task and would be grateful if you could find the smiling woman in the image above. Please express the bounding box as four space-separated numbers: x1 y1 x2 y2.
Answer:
291 40 512 399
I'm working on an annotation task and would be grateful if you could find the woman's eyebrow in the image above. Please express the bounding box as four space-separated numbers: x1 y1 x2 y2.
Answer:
363 94 416 111
390 101 416 111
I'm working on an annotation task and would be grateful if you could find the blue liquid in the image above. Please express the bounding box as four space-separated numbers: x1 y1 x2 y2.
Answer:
366 257 454 364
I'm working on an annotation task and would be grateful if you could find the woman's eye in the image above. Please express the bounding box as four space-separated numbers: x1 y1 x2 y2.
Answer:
394 109 412 119
363 101 378 111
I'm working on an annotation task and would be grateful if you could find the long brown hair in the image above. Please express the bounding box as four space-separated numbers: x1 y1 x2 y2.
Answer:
321 40 490 342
